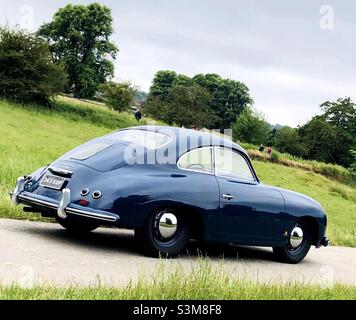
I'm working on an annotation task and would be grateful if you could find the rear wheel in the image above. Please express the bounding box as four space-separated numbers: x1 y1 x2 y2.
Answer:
273 221 312 264
135 208 192 258
56 217 99 234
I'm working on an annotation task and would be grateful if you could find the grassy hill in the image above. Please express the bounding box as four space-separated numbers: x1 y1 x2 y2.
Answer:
0 97 355 247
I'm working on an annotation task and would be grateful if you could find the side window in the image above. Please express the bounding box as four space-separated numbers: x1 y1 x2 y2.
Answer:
215 147 255 181
178 147 213 174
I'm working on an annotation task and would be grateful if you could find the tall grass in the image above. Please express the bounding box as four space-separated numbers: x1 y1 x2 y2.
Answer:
1 260 356 300
245 146 354 185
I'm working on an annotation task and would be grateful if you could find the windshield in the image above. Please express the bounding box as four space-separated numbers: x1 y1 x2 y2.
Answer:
108 130 171 150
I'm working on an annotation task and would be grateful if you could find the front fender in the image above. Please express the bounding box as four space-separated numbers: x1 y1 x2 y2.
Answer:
278 188 327 244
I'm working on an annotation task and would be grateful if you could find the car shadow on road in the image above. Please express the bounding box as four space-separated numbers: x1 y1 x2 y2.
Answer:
19 223 277 263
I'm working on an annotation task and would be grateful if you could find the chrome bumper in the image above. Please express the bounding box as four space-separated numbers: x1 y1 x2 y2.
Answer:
11 177 26 205
12 177 119 223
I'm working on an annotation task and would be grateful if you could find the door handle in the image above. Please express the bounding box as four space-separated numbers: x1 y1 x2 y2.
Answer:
222 194 234 200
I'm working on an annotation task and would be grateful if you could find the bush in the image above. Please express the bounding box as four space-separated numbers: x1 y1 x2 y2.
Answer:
270 152 279 163
144 84 216 128
329 183 356 202
232 107 270 145
274 126 307 158
0 27 66 104
98 82 136 112
350 150 356 173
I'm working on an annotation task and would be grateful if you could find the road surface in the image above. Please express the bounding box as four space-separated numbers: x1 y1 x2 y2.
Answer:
0 218 355 287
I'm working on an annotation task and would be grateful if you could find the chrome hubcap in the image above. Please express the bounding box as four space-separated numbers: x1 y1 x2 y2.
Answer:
158 212 177 239
290 226 303 249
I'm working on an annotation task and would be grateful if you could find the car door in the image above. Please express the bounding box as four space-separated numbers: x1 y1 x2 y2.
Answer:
214 147 286 244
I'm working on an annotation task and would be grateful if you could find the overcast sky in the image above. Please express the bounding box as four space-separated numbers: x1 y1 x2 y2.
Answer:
1 0 355 127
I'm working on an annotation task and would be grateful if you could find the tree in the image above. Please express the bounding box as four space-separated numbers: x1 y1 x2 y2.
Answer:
38 3 118 99
298 116 339 163
0 27 66 104
148 70 177 101
274 126 307 157
350 150 356 173
232 107 270 145
266 128 278 147
98 82 136 112
192 74 253 129
144 84 215 128
147 71 253 130
173 74 192 87
321 98 356 135
320 98 356 166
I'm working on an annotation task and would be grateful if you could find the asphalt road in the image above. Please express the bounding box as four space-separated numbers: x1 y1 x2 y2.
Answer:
0 218 355 288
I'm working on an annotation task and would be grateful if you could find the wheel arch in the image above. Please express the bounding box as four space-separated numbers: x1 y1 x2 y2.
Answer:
300 216 319 246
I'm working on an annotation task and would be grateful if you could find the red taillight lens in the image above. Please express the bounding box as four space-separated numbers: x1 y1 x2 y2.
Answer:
79 199 89 206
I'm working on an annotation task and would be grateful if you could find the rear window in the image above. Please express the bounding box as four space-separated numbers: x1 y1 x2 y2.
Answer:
108 130 171 150
69 142 112 160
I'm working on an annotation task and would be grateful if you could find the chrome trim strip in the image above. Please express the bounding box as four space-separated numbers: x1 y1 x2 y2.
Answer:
48 167 73 176
17 194 118 223
92 190 102 199
18 194 58 209
66 208 117 222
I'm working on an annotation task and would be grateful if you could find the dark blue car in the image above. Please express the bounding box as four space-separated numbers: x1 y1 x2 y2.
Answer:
11 126 329 263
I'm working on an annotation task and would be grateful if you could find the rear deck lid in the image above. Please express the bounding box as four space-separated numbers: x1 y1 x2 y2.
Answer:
54 139 136 172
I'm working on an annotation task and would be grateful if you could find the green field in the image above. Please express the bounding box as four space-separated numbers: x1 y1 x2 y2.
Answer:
1 261 356 300
0 97 355 246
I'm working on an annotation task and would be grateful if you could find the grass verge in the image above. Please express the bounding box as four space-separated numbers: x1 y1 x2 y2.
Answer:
246 146 354 185
1 261 356 300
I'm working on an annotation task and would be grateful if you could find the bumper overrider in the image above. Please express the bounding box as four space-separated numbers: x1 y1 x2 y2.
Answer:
320 236 330 247
11 176 120 224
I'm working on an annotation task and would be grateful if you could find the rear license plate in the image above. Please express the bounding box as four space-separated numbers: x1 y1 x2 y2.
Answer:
40 174 66 190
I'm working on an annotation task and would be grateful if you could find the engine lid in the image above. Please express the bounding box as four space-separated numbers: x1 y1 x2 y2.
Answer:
53 139 136 172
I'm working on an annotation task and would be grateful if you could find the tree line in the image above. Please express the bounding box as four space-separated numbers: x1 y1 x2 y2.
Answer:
144 71 355 168
0 2 354 169
0 3 135 110
144 70 252 129
232 98 355 168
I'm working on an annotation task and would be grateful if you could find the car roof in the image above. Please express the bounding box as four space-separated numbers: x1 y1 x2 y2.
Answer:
123 125 248 156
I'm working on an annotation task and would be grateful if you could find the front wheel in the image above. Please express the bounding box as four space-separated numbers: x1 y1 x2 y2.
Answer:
56 217 99 234
273 222 312 264
135 209 192 258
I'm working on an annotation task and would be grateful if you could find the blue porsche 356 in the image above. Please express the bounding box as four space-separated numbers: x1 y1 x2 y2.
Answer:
11 126 329 263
